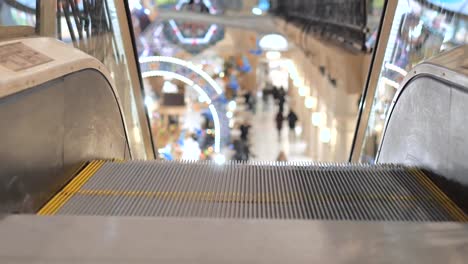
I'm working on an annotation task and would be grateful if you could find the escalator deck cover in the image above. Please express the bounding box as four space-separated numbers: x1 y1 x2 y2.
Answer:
38 160 467 221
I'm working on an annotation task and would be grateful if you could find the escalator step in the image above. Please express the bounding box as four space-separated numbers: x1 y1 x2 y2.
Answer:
38 160 467 221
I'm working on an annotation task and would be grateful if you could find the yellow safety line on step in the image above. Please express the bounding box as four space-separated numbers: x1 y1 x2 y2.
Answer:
37 160 105 215
73 189 431 204
409 168 468 222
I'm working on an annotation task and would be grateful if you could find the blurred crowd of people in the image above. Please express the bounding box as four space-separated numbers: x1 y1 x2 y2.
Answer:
231 84 300 162
265 86 298 141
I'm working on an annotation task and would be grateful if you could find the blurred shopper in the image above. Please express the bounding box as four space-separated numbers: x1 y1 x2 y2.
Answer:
276 151 288 162
277 87 286 114
278 86 286 99
262 89 269 111
240 122 251 141
278 95 286 114
272 86 279 101
275 112 284 140
287 110 298 139
233 139 251 161
244 91 251 106
181 134 201 161
244 91 256 112
251 94 257 113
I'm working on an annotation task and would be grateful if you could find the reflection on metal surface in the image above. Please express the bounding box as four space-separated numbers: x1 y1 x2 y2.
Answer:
0 70 128 213
378 57 468 186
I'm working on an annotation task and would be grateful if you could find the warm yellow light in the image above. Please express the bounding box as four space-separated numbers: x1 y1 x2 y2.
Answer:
312 112 327 127
293 79 302 87
311 112 321 127
320 128 332 144
298 86 307 97
305 96 317 109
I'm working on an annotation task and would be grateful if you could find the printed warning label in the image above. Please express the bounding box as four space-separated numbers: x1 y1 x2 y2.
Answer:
0 42 53 72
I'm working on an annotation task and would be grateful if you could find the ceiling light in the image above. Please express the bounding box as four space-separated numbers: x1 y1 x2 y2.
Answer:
305 96 317 109
259 34 288 51
320 128 332 144
298 86 307 97
266 51 281 60
252 7 263 16
311 112 321 127
228 101 237 112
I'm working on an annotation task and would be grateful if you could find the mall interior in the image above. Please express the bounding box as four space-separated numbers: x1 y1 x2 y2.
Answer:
1 0 468 262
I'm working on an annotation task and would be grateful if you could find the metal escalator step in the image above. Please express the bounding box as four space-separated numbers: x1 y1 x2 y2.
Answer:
38 161 468 221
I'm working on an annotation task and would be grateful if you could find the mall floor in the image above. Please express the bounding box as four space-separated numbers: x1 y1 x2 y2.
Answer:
249 99 312 162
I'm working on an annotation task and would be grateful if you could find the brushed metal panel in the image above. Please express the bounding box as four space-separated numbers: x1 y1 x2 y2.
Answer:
379 71 468 186
379 77 450 173
0 79 65 213
0 70 127 213
63 70 127 168
448 88 468 184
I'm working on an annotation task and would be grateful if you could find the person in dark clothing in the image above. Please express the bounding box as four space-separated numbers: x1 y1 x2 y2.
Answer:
287 110 298 130
275 112 284 140
262 89 269 103
244 92 251 106
277 86 286 113
278 86 286 98
287 110 298 139
272 86 279 101
233 139 251 161
278 95 286 114
262 90 269 111
240 123 251 141
244 91 255 112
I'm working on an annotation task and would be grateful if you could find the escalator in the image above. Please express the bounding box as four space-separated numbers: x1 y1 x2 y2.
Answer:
38 160 466 222
0 38 468 262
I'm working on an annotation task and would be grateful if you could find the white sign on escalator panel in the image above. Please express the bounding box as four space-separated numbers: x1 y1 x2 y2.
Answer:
0 42 53 72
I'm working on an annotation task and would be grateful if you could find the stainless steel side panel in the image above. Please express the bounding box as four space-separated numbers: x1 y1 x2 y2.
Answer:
0 69 128 213
378 45 468 186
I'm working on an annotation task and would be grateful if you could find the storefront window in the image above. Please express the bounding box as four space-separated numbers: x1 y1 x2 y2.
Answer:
360 0 468 163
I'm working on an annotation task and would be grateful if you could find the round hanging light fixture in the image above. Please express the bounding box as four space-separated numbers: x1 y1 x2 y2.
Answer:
259 34 288 51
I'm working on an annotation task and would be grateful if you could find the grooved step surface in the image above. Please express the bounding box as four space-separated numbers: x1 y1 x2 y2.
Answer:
39 161 467 222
